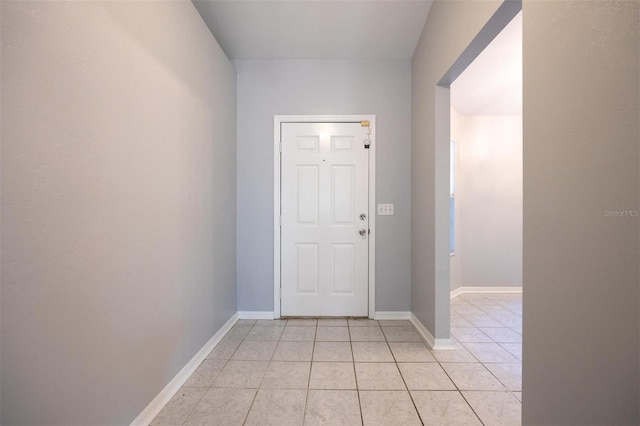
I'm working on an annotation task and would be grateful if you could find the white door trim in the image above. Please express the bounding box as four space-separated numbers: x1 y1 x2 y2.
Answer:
274 115 376 319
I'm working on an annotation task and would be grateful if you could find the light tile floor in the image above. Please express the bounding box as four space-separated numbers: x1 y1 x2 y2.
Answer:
152 293 522 425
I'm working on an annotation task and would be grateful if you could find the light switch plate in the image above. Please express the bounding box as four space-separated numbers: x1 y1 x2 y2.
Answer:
377 204 394 215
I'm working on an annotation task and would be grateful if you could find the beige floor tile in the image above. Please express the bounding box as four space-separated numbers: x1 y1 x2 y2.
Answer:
433 344 479 363
505 324 522 336
352 342 394 362
154 294 523 426
224 324 253 340
281 326 317 341
286 319 318 326
381 326 421 341
207 339 241 360
454 295 478 305
256 319 288 326
463 343 519 363
377 320 412 327
317 318 348 326
260 361 311 389
451 296 473 304
272 341 314 361
355 363 405 390
231 340 277 361
304 390 362 425
184 388 256 426
473 303 502 312
462 391 522 426
359 390 421 426
211 360 269 388
501 303 523 315
397 363 456 390
151 387 207 425
411 390 482 426
479 327 522 343
481 306 515 318
348 318 379 327
484 363 522 391
244 389 307 426
499 343 522 360
462 314 505 328
452 304 485 316
245 325 285 341
491 314 523 330
315 326 350 342
460 294 490 304
349 327 385 342
450 327 493 343
309 362 357 389
440 363 506 391
450 315 474 327
184 359 227 387
313 342 353 362
388 342 436 362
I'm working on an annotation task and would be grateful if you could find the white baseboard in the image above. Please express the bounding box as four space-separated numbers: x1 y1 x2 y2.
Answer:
237 311 275 320
374 311 411 320
409 313 455 351
130 313 238 426
451 286 523 299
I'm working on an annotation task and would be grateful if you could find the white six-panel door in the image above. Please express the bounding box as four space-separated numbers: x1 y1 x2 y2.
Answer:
281 122 369 316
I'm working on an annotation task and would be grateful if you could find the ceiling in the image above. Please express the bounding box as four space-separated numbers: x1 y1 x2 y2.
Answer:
192 1 521 116
451 11 522 116
192 0 433 60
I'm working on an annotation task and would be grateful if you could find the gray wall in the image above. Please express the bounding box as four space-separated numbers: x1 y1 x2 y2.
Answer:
411 0 503 339
450 111 523 290
234 59 411 312
522 1 639 424
1 1 237 424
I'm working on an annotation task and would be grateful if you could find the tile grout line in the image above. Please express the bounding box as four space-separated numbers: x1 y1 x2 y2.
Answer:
454 294 523 423
432 345 486 426
386 329 426 426
474 301 522 398
455 297 521 392
166 323 233 425
157 295 520 426
409 314 488 426
348 323 366 426
299 322 317 426
240 321 263 426
177 323 245 426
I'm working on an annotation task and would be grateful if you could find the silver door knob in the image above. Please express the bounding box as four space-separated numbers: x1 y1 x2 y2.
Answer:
359 229 367 236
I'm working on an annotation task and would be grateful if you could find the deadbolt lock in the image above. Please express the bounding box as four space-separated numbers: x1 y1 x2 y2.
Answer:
360 214 366 220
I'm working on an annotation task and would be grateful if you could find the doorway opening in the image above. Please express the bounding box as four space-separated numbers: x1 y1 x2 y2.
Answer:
449 11 523 297
432 0 522 348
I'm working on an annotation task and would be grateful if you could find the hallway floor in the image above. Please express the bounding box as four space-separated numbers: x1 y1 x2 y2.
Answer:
151 293 522 425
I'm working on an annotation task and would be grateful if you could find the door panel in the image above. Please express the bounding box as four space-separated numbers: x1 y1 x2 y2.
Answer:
296 244 318 293
331 166 355 224
296 166 319 224
281 122 369 316
332 244 354 294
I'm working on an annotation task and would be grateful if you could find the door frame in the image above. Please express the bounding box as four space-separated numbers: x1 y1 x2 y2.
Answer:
274 115 376 319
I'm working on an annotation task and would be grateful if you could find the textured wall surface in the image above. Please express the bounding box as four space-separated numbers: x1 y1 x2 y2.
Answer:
234 59 412 313
522 1 639 424
450 111 523 290
1 1 237 424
